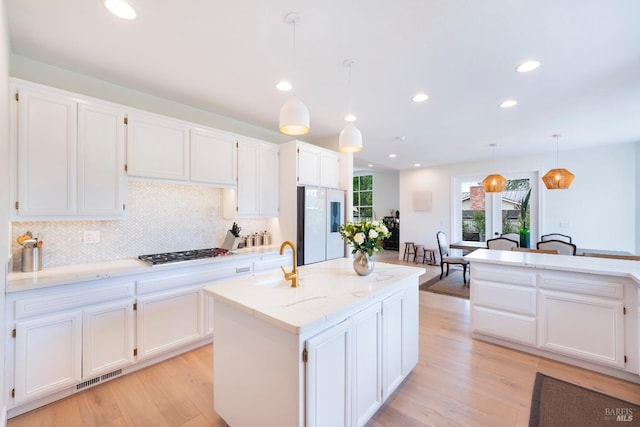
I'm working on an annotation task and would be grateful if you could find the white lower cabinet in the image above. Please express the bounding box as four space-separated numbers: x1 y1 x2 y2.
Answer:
14 311 83 405
538 289 625 368
82 299 135 378
135 286 203 361
306 320 352 427
305 287 418 427
352 303 382 427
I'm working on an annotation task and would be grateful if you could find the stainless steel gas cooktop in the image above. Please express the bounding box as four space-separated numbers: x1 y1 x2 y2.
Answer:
138 248 231 266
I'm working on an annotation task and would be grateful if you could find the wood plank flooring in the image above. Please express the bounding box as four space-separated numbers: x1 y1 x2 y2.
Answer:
8 258 640 426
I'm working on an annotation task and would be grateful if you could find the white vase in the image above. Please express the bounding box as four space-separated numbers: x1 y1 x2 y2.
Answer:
353 251 374 276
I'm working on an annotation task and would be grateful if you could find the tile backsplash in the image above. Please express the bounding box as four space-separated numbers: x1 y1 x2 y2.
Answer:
11 181 270 271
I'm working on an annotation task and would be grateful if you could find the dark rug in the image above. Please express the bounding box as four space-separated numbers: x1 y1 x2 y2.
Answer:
529 372 640 426
419 269 469 299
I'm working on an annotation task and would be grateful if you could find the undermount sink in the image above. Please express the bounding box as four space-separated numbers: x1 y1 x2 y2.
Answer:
252 275 289 288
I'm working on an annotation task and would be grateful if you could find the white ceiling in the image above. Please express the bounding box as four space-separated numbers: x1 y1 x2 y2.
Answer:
7 0 640 170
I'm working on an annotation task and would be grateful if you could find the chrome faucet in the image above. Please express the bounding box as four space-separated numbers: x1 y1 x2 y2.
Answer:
279 240 298 288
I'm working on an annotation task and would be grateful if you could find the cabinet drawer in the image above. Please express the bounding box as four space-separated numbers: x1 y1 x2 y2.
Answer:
539 273 624 299
473 280 536 316
472 265 535 287
472 306 536 346
14 279 135 320
136 262 253 295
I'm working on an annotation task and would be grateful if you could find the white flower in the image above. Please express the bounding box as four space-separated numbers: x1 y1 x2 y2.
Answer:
368 229 378 239
372 220 379 226
380 225 389 234
354 232 365 244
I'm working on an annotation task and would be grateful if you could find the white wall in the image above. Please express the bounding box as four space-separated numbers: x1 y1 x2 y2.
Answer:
400 142 637 254
1 0 9 423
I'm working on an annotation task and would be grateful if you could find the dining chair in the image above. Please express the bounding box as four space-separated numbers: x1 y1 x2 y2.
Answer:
486 237 519 250
583 253 640 261
540 233 572 243
436 231 469 285
500 233 520 242
537 239 577 255
511 247 559 254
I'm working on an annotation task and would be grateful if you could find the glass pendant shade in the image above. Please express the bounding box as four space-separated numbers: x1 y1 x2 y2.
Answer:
339 123 363 152
482 174 507 193
279 95 310 135
542 168 575 190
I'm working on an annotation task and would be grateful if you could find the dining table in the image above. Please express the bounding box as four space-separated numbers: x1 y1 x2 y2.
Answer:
450 241 487 251
450 240 633 257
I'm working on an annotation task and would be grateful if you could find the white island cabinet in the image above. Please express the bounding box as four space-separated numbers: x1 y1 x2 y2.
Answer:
466 249 640 384
204 258 424 427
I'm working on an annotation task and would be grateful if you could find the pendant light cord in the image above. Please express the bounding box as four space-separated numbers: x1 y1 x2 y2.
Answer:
348 62 353 115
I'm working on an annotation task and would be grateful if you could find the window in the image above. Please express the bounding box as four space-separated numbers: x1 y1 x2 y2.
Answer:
353 175 373 221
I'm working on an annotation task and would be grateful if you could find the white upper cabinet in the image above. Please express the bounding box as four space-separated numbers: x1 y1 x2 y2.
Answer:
126 111 190 181
296 141 340 189
77 102 127 216
190 128 236 186
11 80 126 220
225 138 279 218
15 84 77 217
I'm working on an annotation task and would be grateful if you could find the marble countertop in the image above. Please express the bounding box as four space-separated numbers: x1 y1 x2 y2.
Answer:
465 249 640 285
203 257 425 335
7 245 285 293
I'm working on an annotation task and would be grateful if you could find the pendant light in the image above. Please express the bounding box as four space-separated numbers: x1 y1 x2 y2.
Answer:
279 13 310 136
339 60 363 152
482 144 506 192
542 134 575 190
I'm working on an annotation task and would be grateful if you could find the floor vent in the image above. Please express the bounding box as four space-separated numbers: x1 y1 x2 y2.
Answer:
101 369 122 381
76 369 123 391
76 377 100 390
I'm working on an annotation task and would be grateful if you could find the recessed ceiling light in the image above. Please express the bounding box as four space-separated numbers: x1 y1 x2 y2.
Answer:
516 60 541 73
414 163 421 167
368 164 373 167
500 99 517 108
388 154 397 158
412 93 429 103
344 114 357 122
276 80 292 91
104 0 136 20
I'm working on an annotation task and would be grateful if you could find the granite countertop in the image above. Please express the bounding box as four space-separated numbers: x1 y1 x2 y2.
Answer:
465 249 640 285
7 245 285 293
203 257 425 335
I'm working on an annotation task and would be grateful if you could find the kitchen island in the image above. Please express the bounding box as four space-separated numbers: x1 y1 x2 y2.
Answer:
203 257 425 427
466 249 640 384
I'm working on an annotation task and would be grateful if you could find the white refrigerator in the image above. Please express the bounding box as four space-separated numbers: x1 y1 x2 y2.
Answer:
297 186 345 265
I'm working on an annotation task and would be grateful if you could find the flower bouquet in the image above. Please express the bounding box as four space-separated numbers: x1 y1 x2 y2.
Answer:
338 220 392 256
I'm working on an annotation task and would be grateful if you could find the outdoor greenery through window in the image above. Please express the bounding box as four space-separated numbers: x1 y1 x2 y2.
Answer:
461 178 531 242
353 175 373 221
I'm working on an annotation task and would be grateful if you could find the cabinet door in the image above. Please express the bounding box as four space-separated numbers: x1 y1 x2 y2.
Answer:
259 143 279 217
82 299 135 379
297 144 320 186
14 311 83 404
381 287 419 399
320 151 340 189
77 101 126 217
15 86 77 216
190 128 236 186
126 112 190 181
351 303 382 427
539 290 625 368
306 320 351 427
236 141 260 216
136 286 202 360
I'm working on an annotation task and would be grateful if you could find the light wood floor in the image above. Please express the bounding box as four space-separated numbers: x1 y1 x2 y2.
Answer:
8 258 640 426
